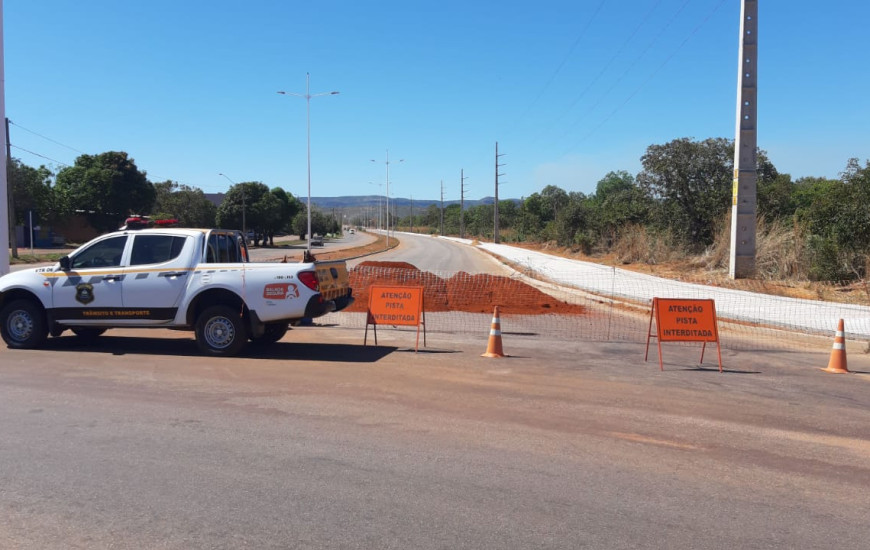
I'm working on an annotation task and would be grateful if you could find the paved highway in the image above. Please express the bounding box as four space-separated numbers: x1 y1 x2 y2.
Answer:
4 230 870 548
349 231 512 274
2 327 869 548
245 231 380 263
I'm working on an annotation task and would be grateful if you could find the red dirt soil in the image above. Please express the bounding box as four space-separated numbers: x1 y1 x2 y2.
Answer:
347 261 587 315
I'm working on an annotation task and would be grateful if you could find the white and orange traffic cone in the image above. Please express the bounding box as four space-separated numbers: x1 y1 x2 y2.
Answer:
482 306 505 358
822 319 849 374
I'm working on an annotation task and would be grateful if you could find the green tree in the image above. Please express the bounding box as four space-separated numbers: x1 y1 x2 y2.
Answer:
152 180 217 227
519 187 573 242
292 210 308 239
553 191 592 250
637 138 732 247
521 193 547 240
215 181 272 244
442 204 461 236
421 204 440 232
838 158 870 253
464 203 494 239
253 192 283 245
589 170 651 247
54 151 155 232
9 159 57 225
791 176 838 214
540 185 568 223
496 199 520 236
268 187 302 241
757 173 796 221
795 159 870 280
637 138 777 249
292 207 333 240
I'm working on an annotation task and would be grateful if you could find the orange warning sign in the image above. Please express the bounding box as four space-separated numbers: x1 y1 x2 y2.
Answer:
365 285 427 351
645 298 722 372
653 298 719 342
367 285 423 326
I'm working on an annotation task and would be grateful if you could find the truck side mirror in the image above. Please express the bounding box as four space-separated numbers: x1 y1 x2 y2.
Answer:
59 256 71 271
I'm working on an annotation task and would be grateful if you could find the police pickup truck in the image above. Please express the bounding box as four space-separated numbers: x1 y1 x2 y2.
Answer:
0 227 353 356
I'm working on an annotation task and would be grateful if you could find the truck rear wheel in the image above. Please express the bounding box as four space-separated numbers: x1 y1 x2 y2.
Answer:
0 299 48 349
195 305 248 356
251 322 289 345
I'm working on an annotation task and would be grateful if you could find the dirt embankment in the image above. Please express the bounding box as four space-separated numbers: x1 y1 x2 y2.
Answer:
347 261 586 315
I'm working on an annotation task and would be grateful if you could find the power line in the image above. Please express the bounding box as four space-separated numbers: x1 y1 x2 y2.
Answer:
542 0 665 136
8 120 86 154
562 0 728 155
559 0 692 143
9 144 71 167
8 120 202 190
504 0 608 137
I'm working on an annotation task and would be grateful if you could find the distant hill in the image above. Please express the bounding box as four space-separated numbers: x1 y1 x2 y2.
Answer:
203 194 519 210
310 195 515 209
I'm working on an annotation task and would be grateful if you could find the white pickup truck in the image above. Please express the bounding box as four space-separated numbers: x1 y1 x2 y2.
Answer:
0 227 353 356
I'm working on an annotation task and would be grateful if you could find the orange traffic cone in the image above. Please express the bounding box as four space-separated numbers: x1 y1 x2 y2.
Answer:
482 306 505 358
822 319 849 374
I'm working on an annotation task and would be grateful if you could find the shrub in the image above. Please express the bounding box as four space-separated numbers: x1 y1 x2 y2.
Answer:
807 235 851 282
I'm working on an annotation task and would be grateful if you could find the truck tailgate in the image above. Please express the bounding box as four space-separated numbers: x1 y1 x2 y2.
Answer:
315 260 353 310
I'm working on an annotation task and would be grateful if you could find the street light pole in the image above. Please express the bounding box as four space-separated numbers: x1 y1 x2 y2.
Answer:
218 173 245 238
367 181 383 231
278 73 339 256
371 150 402 248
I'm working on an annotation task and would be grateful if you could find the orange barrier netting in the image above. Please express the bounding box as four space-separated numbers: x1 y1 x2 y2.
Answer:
319 262 866 352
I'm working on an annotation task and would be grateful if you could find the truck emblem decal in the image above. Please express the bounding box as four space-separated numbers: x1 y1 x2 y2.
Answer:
75 283 95 304
263 283 299 300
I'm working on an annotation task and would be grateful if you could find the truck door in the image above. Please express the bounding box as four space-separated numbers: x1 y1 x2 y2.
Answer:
51 235 128 323
122 234 192 322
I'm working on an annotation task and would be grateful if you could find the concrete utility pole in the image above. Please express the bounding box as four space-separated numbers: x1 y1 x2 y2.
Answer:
729 0 758 279
439 180 444 236
460 169 468 239
494 142 506 244
0 2 9 276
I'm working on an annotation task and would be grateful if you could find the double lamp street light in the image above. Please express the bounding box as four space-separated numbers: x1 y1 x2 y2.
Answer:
371 150 402 249
278 73 339 254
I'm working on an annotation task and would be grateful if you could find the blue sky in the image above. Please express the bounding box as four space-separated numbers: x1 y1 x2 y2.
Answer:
5 1 869 203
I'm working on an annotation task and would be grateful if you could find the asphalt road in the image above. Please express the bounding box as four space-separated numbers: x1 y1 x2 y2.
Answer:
247 231 377 262
2 324 870 549
4 231 870 548
349 231 512 274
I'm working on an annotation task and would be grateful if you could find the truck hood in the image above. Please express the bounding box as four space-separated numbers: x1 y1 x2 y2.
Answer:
0 264 60 291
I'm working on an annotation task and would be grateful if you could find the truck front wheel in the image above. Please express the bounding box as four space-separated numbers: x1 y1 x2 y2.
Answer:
0 299 48 349
71 327 107 344
195 305 248 356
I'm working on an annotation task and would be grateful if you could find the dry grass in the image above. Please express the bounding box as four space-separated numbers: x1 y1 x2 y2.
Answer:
610 224 686 265
705 214 808 280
